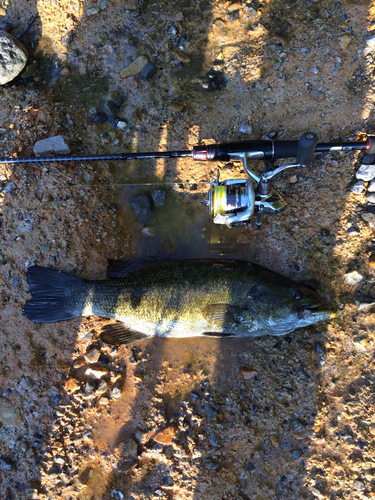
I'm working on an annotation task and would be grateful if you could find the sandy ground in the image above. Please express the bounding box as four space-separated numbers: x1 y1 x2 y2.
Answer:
2 0 375 498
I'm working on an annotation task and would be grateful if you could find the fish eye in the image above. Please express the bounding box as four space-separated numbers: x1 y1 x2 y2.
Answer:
294 291 303 300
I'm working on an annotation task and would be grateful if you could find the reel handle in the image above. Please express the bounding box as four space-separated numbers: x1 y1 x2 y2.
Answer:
296 132 318 166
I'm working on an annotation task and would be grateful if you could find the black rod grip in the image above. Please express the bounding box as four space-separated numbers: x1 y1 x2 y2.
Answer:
296 132 318 165
367 137 375 155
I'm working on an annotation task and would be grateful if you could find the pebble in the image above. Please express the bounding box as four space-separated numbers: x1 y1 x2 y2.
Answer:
291 450 301 459
85 348 101 363
2 181 16 193
365 34 375 48
239 123 252 135
239 368 257 380
368 255 375 268
111 387 122 399
130 194 153 221
116 438 138 459
362 154 375 165
356 164 375 181
367 192 375 203
169 102 184 112
85 366 109 379
153 425 176 445
117 120 127 130
141 226 157 237
120 56 149 78
151 189 166 207
354 480 365 490
0 7 6 16
309 67 319 74
87 6 100 16
289 175 298 184
309 90 325 101
65 378 80 393
343 271 363 286
362 212 375 228
97 380 108 394
139 61 156 81
55 359 71 372
0 30 28 85
0 401 23 425
339 35 352 51
350 181 365 194
33 135 70 156
310 487 325 500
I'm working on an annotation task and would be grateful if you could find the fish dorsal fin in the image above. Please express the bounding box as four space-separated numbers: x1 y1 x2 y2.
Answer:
100 323 150 345
106 258 164 278
201 304 245 327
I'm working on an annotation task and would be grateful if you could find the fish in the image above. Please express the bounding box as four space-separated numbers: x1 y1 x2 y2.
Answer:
23 258 333 346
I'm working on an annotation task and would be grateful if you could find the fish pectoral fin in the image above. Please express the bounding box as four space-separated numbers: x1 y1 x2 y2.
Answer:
100 323 150 346
201 304 245 327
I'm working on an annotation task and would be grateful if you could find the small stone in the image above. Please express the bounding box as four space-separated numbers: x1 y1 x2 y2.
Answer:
85 366 109 379
83 381 96 397
339 35 352 51
365 34 375 48
354 480 365 491
55 359 71 372
92 112 107 124
85 348 101 363
0 401 23 426
350 181 365 194
111 387 122 399
33 135 70 156
368 255 375 268
213 62 225 71
139 61 156 81
65 378 80 393
73 356 86 368
87 6 100 16
309 90 325 101
2 182 16 193
174 51 191 63
141 226 157 237
310 487 325 500
362 154 375 165
289 175 298 184
153 425 176 445
97 380 108 394
120 56 149 78
0 7 6 16
343 271 363 286
116 438 138 459
130 194 153 221
291 450 301 459
362 212 375 228
82 171 91 183
169 102 184 112
239 368 258 380
367 192 375 203
0 31 28 85
356 164 375 181
309 67 319 74
117 120 127 130
239 123 252 135
151 190 166 207
99 397 109 405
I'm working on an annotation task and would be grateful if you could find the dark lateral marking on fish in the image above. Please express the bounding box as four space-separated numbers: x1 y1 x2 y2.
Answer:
23 266 81 322
100 323 150 345
130 288 146 309
202 332 237 337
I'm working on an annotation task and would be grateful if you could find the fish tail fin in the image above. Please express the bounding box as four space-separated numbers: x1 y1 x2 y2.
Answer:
23 266 83 323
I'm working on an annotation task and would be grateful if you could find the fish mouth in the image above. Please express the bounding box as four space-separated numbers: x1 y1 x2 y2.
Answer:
298 304 334 319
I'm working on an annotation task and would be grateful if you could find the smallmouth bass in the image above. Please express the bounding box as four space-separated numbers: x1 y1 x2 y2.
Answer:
23 259 333 345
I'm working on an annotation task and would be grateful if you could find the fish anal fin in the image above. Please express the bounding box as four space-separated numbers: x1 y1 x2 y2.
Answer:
100 323 150 346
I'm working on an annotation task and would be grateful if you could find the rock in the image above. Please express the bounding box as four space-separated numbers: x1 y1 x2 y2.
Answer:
291 450 301 459
97 380 108 395
174 50 191 63
120 56 149 78
369 180 375 193
0 401 23 425
309 90 325 101
92 112 107 124
151 189 165 207
85 348 101 363
362 212 375 228
33 135 70 156
368 255 375 268
343 271 363 285
87 6 100 16
2 181 16 193
362 154 375 165
55 359 71 372
0 30 28 85
339 35 352 51
65 378 80 393
141 226 157 237
117 120 127 130
139 61 156 80
239 123 252 135
365 34 375 48
83 380 96 397
85 366 109 379
354 480 365 490
309 67 319 74
350 181 365 194
310 487 325 499
130 194 153 221
99 397 109 405
289 175 298 184
239 368 257 380
116 438 138 460
0 7 6 16
356 164 375 181
367 192 375 203
153 425 176 445
169 102 184 112
111 387 122 399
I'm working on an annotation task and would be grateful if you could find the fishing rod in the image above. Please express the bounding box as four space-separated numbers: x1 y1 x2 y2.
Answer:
1 133 374 228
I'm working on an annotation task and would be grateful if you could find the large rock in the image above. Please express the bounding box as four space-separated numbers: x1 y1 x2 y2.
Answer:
33 135 70 156
0 30 28 85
